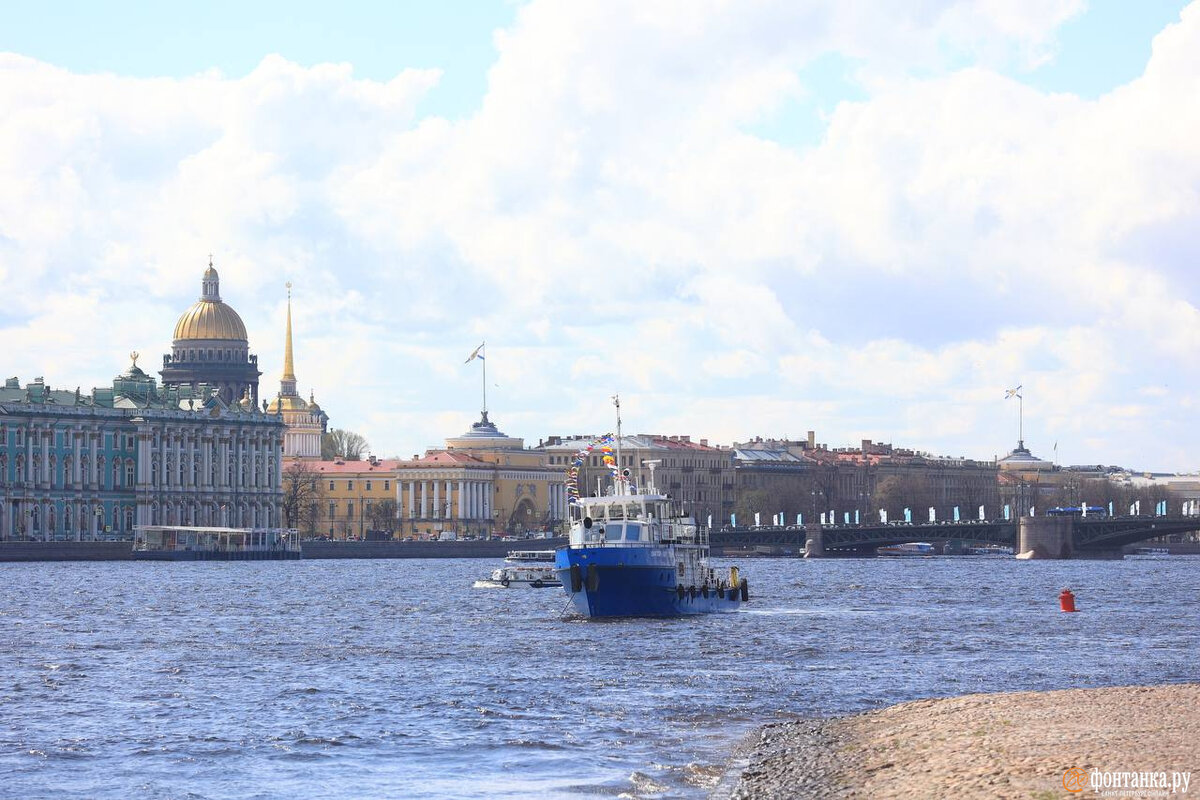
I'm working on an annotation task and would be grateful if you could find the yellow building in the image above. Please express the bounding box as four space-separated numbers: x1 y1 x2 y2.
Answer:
309 457 402 539
393 412 567 540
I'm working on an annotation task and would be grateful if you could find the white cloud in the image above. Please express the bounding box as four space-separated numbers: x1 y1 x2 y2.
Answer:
1 2 1198 471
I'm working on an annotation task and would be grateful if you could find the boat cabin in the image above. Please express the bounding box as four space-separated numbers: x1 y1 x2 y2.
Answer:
568 493 702 548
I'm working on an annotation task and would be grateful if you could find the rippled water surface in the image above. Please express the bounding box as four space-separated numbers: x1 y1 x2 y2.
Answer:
2 556 1198 798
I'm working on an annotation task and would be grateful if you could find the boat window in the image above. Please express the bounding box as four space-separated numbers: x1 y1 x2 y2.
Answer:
624 523 642 541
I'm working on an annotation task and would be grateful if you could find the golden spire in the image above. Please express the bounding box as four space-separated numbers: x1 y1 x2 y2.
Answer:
283 282 296 382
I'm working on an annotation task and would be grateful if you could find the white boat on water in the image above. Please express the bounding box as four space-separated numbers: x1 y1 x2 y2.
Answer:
473 550 562 588
964 545 1014 556
876 542 936 557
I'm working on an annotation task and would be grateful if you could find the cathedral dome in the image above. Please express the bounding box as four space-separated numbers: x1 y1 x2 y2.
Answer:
172 263 248 341
173 301 248 341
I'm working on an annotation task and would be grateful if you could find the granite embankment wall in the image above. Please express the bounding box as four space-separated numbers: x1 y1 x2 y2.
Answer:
0 539 567 561
300 538 567 559
0 542 136 561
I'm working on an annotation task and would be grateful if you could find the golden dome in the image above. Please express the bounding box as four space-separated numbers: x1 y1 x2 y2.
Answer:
172 261 249 341
173 299 248 341
266 394 309 413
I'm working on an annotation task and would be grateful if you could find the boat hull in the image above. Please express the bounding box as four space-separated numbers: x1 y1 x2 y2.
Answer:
555 546 745 617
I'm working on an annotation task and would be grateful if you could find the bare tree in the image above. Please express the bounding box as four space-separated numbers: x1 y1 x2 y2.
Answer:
281 460 327 535
368 499 397 533
872 474 935 521
734 489 771 522
321 429 369 461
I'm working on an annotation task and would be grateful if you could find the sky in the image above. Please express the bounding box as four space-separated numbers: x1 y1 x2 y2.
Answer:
1 0 1197 471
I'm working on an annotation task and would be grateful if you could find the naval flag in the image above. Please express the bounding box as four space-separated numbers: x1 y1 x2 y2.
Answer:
465 342 486 363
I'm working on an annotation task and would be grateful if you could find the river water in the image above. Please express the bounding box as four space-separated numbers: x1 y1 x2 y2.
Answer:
2 556 1197 798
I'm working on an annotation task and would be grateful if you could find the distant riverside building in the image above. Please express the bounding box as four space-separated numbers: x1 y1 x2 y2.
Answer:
308 412 567 540
308 457 402 539
394 413 566 539
160 260 261 406
732 434 999 524
996 440 1057 515
0 361 285 541
265 285 328 459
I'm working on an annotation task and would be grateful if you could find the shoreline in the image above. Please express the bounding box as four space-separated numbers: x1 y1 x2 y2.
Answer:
722 682 1200 799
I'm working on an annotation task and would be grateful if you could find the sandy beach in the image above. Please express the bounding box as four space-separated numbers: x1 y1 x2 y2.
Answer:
724 683 1200 799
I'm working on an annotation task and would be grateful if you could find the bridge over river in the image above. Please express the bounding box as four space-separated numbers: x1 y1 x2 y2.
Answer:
710 515 1200 559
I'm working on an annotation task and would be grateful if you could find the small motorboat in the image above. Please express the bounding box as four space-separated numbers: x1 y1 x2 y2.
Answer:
473 550 562 588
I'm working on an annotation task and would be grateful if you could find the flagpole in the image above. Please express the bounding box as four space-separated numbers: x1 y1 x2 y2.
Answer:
481 343 487 416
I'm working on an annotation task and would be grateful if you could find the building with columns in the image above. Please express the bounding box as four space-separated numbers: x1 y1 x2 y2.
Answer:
266 284 328 459
391 412 567 540
0 361 285 541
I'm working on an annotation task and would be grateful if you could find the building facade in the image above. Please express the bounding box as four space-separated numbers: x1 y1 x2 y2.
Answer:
1 362 285 541
730 434 1000 525
307 457 401 539
394 413 567 540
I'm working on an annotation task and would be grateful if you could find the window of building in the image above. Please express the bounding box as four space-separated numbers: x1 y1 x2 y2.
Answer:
384 480 390 491
328 501 336 520
347 480 354 491
329 480 335 491
366 480 372 491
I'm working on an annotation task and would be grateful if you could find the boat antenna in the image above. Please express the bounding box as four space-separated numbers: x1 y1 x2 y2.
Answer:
643 459 660 494
613 394 624 494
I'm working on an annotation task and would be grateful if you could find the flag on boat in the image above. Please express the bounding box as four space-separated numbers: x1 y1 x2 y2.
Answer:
465 342 485 363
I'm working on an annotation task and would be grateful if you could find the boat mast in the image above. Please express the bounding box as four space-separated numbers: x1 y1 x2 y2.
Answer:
613 394 624 495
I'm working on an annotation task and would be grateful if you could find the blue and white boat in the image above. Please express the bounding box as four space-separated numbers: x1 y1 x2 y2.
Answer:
554 399 748 618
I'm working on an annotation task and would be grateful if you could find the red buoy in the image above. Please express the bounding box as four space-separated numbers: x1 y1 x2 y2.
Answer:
1059 588 1077 613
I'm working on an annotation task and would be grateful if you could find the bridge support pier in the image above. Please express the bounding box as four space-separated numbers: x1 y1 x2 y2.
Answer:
804 523 824 558
1017 516 1074 559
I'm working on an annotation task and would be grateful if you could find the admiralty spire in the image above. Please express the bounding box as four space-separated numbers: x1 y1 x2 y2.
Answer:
266 282 328 459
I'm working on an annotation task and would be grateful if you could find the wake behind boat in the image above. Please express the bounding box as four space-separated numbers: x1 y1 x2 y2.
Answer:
555 398 749 618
